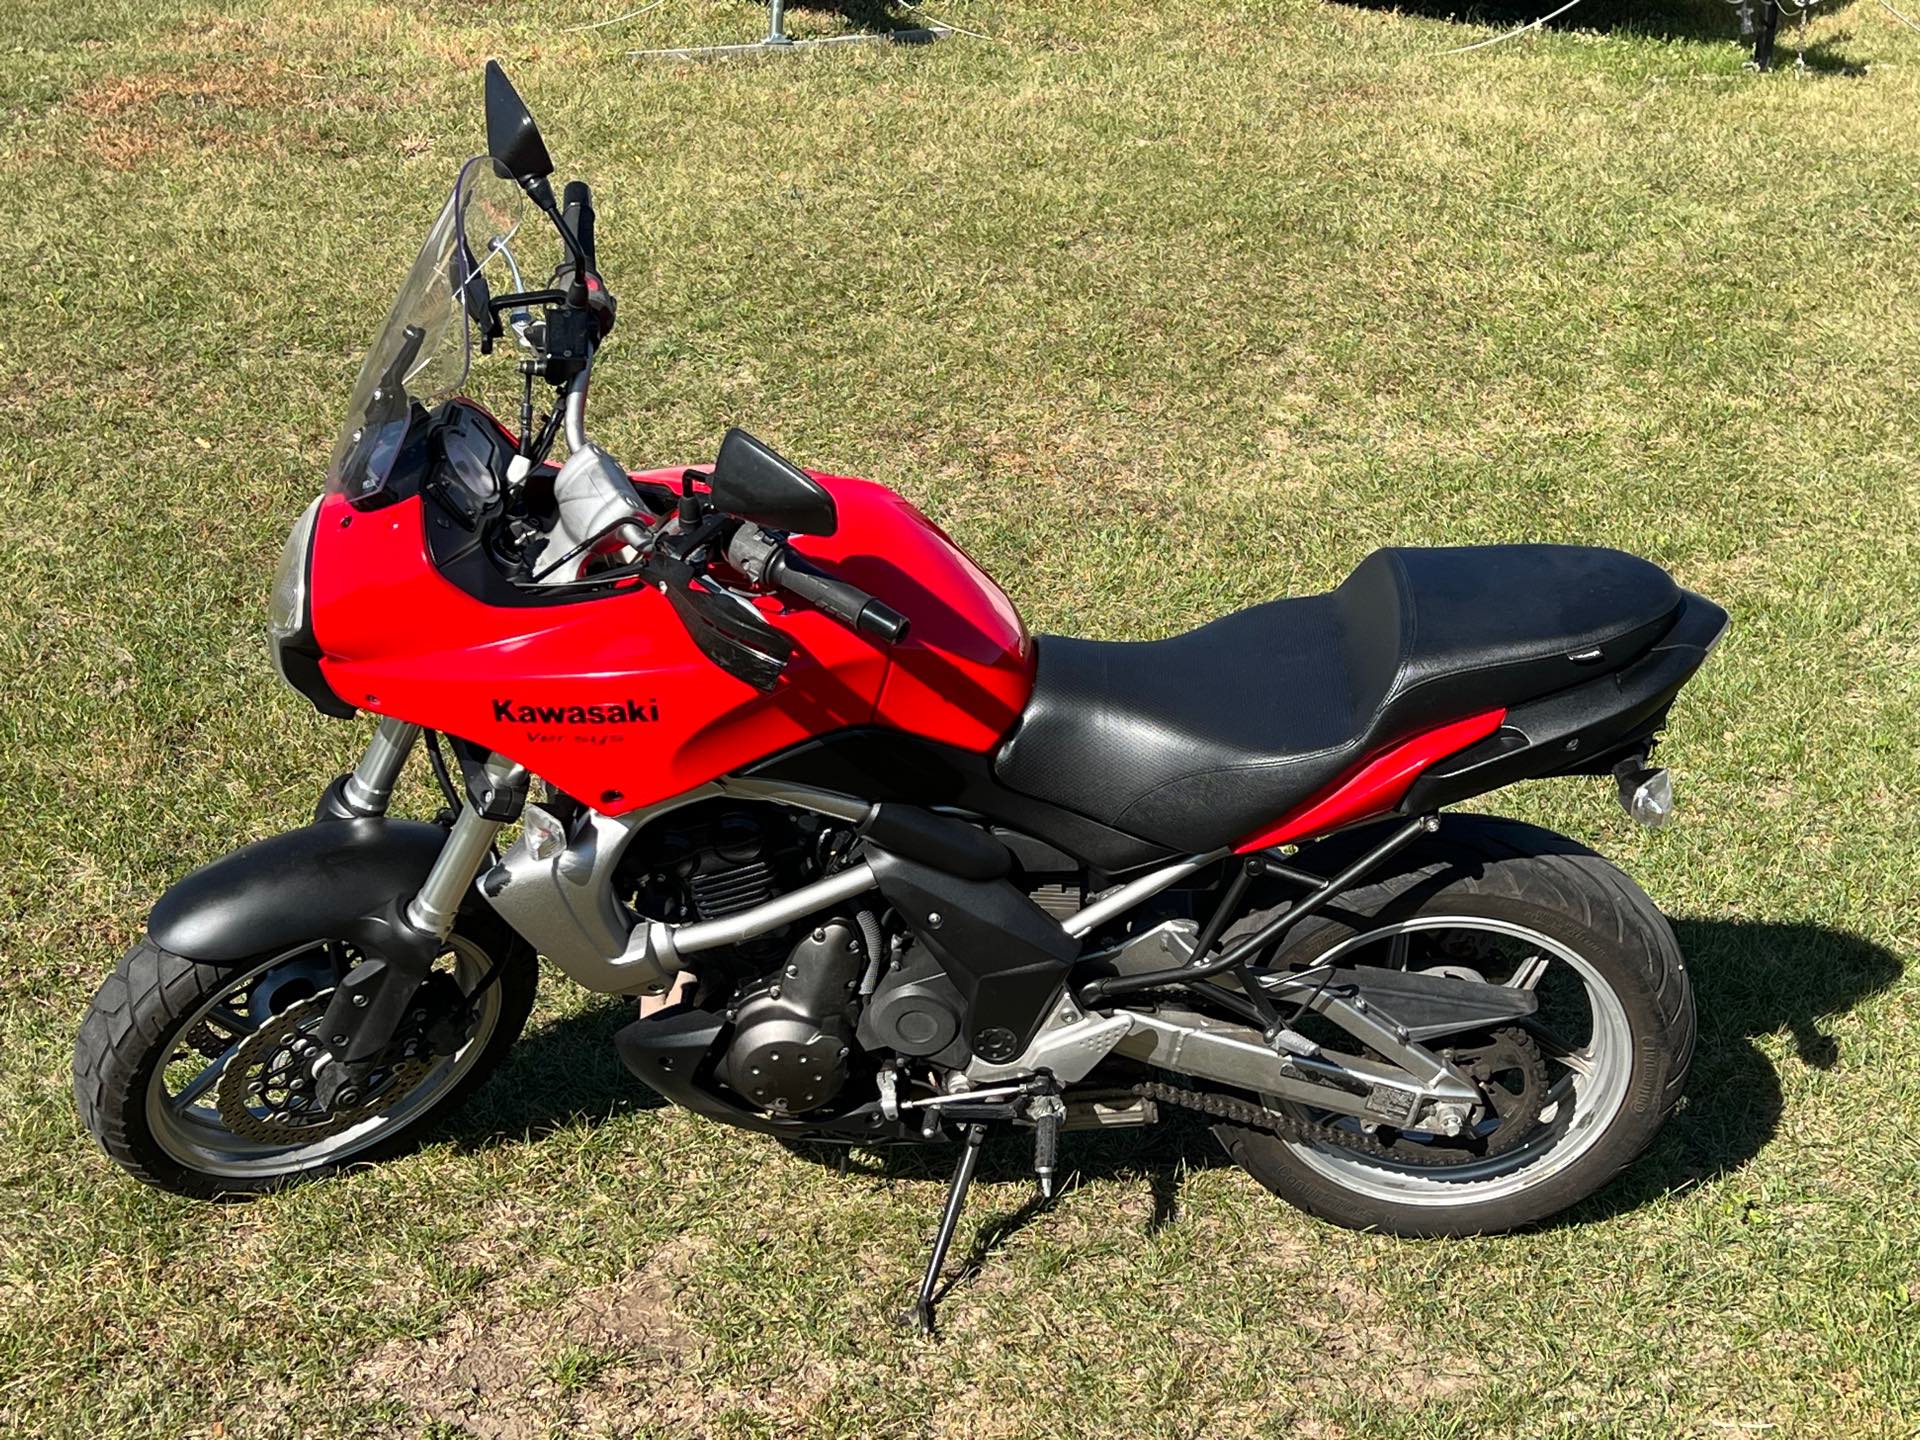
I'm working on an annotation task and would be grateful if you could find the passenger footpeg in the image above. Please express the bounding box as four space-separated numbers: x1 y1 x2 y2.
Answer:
1614 755 1675 829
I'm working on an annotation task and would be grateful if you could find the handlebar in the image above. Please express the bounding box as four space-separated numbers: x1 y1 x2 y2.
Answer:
769 550 912 643
553 179 613 340
561 180 597 271
726 526 911 644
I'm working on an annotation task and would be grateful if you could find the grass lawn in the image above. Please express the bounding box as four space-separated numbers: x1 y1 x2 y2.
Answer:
2 0 1919 1434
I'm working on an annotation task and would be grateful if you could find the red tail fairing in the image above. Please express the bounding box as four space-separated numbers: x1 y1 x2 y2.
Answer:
1233 709 1507 852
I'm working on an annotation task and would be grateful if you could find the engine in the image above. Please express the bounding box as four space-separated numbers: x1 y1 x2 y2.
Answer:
615 800 1080 1116
620 802 870 1115
623 803 818 929
857 944 969 1068
712 921 865 1114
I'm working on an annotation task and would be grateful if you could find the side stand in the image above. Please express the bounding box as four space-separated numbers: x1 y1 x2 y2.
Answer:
1743 0 1781 68
631 0 951 58
907 1123 986 1336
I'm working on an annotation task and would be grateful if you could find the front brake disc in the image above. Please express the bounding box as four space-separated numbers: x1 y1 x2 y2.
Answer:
216 995 432 1145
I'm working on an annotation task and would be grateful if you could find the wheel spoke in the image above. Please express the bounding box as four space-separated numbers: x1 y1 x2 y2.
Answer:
204 1004 261 1038
172 1044 239 1109
1505 954 1550 991
1385 933 1411 971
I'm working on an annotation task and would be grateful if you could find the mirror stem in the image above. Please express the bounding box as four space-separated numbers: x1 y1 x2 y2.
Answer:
518 175 594 308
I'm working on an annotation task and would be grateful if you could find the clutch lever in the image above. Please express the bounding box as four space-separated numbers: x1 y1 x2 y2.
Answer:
645 544 795 693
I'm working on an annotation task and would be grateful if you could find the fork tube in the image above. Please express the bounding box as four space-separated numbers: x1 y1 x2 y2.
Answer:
342 718 421 815
405 754 527 939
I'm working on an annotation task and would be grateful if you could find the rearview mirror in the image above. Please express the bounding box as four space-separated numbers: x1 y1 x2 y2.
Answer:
709 429 838 537
484 61 553 183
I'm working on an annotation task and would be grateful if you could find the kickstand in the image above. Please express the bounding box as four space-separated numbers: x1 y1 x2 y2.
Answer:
907 1123 986 1337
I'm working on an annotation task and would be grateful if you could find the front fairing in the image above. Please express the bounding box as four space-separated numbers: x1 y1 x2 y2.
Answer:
305 472 1032 812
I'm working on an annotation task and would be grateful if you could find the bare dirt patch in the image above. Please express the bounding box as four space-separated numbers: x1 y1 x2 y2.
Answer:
61 59 382 171
67 63 306 120
353 1234 709 1440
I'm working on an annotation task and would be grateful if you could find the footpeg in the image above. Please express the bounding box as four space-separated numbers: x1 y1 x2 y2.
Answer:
1028 1091 1064 1199
1614 754 1674 829
1267 1025 1322 1059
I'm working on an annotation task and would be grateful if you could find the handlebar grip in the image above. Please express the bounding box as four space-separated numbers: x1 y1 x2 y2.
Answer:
561 180 597 271
767 551 911 644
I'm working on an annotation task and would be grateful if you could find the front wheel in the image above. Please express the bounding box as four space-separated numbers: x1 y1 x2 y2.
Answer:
1216 815 1694 1237
74 911 536 1198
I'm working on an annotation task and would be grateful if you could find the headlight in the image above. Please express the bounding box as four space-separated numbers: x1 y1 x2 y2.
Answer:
267 496 322 646
265 495 356 719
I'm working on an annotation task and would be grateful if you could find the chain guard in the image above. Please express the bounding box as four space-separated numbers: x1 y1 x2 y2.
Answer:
216 995 433 1145
1136 1025 1550 1169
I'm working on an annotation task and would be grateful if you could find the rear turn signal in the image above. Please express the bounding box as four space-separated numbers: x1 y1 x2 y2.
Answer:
1614 761 1675 829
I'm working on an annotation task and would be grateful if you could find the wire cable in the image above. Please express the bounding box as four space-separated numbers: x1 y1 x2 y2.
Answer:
1436 0 1589 54
895 0 1002 43
562 0 671 32
1878 0 1920 34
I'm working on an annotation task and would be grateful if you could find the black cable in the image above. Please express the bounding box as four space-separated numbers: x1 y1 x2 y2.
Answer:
422 730 461 812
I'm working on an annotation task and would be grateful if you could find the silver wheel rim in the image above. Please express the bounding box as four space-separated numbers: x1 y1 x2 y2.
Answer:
144 937 503 1179
1272 915 1636 1207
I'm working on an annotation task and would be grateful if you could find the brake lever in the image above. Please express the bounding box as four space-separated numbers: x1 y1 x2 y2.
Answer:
647 544 794 692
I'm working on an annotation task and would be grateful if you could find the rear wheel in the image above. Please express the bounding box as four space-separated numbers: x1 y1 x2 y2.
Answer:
74 911 536 1198
1216 815 1693 1236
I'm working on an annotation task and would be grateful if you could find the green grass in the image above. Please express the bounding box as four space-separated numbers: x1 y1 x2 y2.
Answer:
2 0 1919 1434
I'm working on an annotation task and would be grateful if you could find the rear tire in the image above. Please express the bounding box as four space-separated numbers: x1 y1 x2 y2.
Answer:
74 909 536 1199
1216 814 1693 1237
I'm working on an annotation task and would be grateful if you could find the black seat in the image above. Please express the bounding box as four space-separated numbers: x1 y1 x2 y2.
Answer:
993 545 1682 853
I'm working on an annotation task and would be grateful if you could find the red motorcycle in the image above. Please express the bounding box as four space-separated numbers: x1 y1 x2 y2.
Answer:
77 65 1726 1330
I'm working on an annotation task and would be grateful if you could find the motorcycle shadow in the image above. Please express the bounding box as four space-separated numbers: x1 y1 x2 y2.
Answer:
440 916 1900 1233
1568 914 1901 1224
444 997 671 1146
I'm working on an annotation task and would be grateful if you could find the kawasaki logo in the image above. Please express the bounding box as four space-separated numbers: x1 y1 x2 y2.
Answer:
491 698 659 725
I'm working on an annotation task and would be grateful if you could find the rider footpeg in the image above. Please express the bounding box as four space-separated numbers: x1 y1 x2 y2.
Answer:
1027 1091 1065 1199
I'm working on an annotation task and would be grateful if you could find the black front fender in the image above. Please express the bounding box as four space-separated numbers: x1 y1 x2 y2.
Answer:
147 819 448 965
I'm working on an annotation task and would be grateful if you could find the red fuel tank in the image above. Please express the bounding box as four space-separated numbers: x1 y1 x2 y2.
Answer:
309 469 1033 814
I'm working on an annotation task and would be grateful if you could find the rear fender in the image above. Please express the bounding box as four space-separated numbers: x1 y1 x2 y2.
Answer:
146 819 448 965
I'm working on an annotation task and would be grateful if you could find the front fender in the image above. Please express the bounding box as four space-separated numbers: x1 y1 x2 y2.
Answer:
147 819 447 965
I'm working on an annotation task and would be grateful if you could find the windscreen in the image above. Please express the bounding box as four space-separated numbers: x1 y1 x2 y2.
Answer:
326 156 539 499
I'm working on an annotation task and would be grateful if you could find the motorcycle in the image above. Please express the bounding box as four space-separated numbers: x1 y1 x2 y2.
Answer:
76 64 1727 1331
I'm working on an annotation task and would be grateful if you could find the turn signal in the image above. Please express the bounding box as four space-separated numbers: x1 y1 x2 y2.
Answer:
523 804 567 860
1615 764 1675 829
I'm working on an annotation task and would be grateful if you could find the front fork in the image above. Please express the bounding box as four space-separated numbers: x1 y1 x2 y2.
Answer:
310 719 528 1103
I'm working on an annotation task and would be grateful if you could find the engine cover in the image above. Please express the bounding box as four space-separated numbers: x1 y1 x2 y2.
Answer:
856 944 971 1069
713 921 862 1115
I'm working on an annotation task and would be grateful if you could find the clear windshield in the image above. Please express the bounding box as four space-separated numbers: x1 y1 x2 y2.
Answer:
327 156 541 498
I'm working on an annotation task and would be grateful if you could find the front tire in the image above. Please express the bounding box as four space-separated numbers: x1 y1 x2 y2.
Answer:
1216 815 1694 1237
74 911 536 1198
